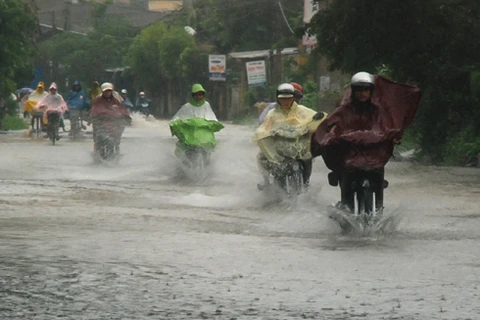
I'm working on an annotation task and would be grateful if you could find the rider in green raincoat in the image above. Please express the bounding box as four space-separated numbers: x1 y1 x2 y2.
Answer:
170 84 223 160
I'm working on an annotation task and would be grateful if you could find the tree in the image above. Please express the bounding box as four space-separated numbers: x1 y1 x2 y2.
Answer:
125 23 206 115
306 0 480 164
37 1 138 90
0 0 37 96
183 0 303 52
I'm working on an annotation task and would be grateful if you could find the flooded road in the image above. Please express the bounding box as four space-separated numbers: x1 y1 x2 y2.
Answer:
1 116 479 319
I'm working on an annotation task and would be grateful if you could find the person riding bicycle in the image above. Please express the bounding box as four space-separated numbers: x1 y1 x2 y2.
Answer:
66 80 89 132
254 83 324 189
33 82 68 140
89 82 131 152
25 82 48 130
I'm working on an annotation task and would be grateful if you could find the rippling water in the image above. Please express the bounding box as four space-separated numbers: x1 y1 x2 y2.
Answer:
1 117 479 319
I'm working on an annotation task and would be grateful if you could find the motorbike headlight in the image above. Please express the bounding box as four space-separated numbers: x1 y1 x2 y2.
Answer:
292 162 300 171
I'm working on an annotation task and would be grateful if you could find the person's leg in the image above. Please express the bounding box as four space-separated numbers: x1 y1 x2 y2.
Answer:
340 171 355 212
301 158 313 186
374 169 385 210
257 152 270 189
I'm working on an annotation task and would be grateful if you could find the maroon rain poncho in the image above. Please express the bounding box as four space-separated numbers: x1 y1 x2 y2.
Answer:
90 95 131 144
311 75 421 173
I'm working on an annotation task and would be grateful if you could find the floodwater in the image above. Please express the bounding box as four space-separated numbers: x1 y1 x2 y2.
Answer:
1 114 479 319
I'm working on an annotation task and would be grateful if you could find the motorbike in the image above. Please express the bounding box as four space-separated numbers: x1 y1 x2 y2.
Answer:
324 131 396 232
169 117 224 182
68 109 85 140
257 125 311 196
92 116 129 164
135 102 150 117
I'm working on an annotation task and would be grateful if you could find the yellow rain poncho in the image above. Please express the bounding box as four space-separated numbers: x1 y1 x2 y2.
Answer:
253 102 325 163
24 82 48 114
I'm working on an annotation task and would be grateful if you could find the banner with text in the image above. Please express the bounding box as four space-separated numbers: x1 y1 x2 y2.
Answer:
246 60 266 87
209 55 226 81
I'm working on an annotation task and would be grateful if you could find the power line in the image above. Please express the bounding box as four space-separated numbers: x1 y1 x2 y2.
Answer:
278 2 294 34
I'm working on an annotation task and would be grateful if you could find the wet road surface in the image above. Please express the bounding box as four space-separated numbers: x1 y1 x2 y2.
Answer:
1 116 479 319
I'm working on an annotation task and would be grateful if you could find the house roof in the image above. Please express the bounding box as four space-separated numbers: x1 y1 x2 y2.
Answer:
149 1 183 11
26 0 172 34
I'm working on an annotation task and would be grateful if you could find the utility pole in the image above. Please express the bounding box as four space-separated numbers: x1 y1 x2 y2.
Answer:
64 1 71 31
271 0 283 85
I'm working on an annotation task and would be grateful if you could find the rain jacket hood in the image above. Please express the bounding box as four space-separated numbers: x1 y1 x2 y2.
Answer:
24 81 49 113
88 81 102 101
72 80 82 91
190 84 206 107
66 80 90 110
36 81 45 93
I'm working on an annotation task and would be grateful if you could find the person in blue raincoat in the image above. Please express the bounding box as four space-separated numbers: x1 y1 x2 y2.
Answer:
65 80 90 131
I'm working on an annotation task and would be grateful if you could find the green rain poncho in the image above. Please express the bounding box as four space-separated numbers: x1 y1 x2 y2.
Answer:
170 117 224 149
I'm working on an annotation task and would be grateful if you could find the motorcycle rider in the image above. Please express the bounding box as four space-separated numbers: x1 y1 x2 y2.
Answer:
33 82 68 140
258 83 314 125
254 83 322 189
172 84 218 121
311 71 397 211
65 80 89 132
120 89 134 112
89 82 131 153
135 91 152 116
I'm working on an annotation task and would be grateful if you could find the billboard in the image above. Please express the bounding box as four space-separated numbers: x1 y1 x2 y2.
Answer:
246 60 267 87
209 55 227 81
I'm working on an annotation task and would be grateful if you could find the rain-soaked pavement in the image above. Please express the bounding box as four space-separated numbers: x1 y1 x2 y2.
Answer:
1 115 479 319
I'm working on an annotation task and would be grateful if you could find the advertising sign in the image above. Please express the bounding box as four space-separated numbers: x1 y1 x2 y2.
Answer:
246 60 267 87
209 55 226 81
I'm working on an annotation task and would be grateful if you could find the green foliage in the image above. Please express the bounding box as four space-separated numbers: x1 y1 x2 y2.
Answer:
125 23 205 96
301 81 319 110
0 0 36 96
184 0 303 52
243 85 276 106
307 0 480 165
2 114 28 131
444 126 480 166
38 0 137 88
4 98 19 116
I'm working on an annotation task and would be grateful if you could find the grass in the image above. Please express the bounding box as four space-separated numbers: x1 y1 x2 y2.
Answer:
2 114 28 131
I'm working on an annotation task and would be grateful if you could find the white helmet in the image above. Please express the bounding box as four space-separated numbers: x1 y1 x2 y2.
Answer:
121 89 127 94
101 82 114 92
276 83 295 98
350 72 374 89
139 91 145 96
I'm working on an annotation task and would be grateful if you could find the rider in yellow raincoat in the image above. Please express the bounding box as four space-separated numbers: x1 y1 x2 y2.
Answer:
253 83 326 188
24 82 49 129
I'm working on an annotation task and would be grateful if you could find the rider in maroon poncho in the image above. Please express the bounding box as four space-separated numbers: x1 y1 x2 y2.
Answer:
311 72 421 211
89 82 131 153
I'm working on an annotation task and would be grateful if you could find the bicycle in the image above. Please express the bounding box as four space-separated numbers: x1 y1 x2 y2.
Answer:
32 111 43 138
46 112 60 145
